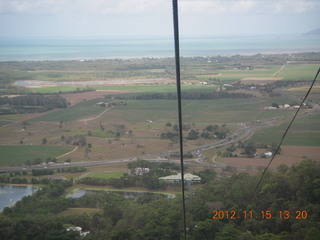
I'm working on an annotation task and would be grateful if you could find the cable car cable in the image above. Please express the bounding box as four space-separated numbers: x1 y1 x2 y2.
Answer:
172 0 187 239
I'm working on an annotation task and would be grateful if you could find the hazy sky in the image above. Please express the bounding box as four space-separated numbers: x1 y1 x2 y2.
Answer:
0 0 319 37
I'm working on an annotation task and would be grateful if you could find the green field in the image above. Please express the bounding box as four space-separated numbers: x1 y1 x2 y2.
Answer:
29 98 109 122
0 120 12 127
29 84 214 94
277 64 320 80
251 113 320 146
27 92 300 124
0 145 74 166
97 96 295 123
86 172 124 179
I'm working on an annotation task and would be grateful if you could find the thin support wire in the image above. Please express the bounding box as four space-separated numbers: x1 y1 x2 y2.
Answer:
172 0 187 239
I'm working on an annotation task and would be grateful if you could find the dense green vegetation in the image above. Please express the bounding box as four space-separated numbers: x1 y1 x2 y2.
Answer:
1 160 319 240
0 94 67 114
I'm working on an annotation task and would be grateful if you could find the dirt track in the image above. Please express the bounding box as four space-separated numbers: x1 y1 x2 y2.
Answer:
61 90 133 105
219 146 320 168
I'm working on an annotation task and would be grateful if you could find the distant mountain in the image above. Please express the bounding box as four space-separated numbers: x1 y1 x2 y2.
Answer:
305 27 320 35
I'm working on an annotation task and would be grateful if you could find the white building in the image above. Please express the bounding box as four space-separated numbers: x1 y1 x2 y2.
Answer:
264 152 273 157
135 167 150 176
159 173 201 183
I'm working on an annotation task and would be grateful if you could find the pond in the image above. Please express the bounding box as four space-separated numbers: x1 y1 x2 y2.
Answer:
0 185 37 212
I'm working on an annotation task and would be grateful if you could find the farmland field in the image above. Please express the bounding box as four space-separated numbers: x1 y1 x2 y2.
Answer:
219 146 320 168
0 145 74 166
29 84 214 94
29 98 110 122
250 113 320 146
277 64 320 80
1 54 320 168
0 120 12 127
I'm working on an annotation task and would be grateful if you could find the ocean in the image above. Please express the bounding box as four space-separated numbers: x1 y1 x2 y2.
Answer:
0 34 319 61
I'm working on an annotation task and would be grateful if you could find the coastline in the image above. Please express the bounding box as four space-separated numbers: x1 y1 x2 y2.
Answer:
1 34 319 62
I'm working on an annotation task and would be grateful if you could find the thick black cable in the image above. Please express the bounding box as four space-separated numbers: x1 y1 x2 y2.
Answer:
249 67 320 202
172 0 187 239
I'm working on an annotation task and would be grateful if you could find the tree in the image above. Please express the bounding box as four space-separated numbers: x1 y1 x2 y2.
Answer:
196 169 217 183
270 143 281 154
187 129 199 140
73 135 86 146
42 138 47 145
244 141 256 157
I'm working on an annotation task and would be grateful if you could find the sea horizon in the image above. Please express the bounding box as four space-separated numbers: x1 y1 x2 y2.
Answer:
0 34 319 62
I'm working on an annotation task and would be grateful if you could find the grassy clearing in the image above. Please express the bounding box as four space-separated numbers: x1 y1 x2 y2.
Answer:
250 113 320 146
0 145 74 166
72 185 177 198
86 171 124 179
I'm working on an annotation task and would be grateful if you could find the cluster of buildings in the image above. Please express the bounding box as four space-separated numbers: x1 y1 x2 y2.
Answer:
159 173 201 183
134 167 150 176
264 103 305 110
66 227 90 237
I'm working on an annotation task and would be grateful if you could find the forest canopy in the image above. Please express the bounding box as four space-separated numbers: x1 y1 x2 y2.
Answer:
1 159 319 240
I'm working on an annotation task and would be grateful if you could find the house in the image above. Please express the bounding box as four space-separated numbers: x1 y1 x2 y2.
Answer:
67 227 82 232
264 152 273 157
135 167 150 176
66 226 90 237
159 173 201 183
96 102 106 107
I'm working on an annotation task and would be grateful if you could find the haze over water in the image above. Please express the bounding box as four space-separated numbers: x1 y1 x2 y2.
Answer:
1 34 319 61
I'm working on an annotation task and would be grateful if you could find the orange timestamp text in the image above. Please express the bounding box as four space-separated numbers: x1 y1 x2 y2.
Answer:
212 210 308 220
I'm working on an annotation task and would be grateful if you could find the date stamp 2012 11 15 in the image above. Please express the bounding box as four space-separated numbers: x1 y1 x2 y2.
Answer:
212 210 308 220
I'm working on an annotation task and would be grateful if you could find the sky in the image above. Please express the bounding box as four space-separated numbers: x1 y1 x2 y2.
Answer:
0 0 319 38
